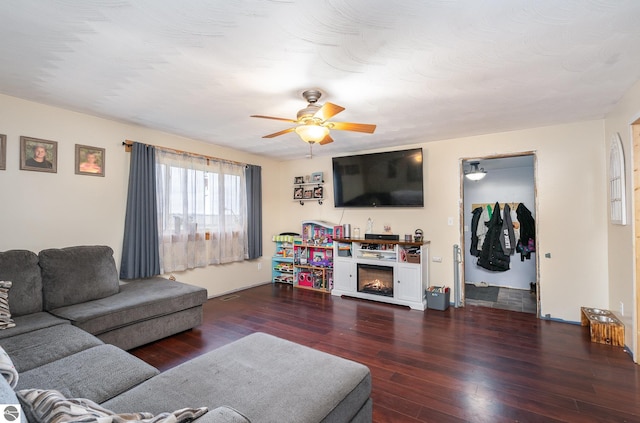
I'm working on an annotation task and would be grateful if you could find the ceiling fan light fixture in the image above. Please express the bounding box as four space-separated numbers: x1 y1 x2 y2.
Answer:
465 161 487 181
294 124 329 144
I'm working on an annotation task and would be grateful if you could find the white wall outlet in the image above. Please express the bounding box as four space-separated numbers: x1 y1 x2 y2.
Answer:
432 256 442 263
620 301 624 316
447 217 453 226
257 262 262 270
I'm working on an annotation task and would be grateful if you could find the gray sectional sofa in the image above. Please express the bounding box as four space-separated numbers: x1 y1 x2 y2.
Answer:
0 246 208 351
0 246 373 422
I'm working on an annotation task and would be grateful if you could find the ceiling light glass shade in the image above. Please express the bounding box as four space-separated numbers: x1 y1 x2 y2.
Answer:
294 124 329 143
465 162 487 181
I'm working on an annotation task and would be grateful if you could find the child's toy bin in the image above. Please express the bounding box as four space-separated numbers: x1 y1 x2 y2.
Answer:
426 290 450 311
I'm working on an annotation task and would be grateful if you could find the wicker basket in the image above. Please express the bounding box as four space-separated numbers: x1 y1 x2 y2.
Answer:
406 253 420 264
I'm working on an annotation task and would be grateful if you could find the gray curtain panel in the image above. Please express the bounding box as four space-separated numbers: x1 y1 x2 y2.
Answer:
120 142 160 279
245 164 262 260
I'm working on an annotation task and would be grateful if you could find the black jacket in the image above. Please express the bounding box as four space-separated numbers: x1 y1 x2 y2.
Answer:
477 202 510 271
470 206 483 257
516 203 536 261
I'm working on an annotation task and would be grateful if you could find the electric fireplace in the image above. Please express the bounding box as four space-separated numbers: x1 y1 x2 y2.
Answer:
357 263 394 297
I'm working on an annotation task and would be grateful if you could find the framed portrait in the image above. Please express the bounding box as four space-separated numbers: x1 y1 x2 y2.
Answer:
294 176 304 184
75 144 105 177
0 134 6 170
20 136 57 173
311 171 323 183
303 189 313 199
313 186 323 199
293 187 303 199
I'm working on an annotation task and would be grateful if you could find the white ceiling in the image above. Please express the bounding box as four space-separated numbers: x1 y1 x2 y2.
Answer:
1 1 639 160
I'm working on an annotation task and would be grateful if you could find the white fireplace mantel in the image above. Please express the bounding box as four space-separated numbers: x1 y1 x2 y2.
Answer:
331 238 430 310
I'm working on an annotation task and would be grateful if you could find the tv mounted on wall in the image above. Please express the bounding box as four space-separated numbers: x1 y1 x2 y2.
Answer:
332 148 424 207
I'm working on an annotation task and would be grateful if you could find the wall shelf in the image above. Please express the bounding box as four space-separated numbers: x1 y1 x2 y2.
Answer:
293 177 324 205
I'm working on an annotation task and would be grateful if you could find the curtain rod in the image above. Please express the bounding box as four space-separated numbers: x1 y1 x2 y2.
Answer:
122 140 248 167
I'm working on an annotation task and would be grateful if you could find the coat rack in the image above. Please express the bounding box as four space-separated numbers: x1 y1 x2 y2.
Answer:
471 202 519 211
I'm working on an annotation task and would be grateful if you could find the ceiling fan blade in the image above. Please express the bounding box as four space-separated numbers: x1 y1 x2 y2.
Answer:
330 122 377 133
262 127 296 138
314 102 345 121
319 134 334 145
250 115 297 123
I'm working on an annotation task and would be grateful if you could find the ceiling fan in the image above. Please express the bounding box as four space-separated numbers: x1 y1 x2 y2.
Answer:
250 89 376 147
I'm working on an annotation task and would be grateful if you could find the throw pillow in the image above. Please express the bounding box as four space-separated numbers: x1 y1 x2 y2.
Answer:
17 388 208 423
0 345 18 388
0 281 15 330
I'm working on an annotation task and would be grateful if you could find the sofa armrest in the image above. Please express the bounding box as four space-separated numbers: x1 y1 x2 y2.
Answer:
195 406 250 423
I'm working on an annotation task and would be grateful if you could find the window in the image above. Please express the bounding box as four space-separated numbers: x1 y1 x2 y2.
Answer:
609 133 626 225
155 149 247 272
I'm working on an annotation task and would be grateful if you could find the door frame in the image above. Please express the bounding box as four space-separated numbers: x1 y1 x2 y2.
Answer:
458 151 540 317
632 119 640 361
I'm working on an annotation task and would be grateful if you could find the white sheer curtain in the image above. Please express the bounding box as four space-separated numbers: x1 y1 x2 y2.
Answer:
155 149 247 273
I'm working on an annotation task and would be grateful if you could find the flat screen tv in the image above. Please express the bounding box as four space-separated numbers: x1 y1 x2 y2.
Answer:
332 148 424 207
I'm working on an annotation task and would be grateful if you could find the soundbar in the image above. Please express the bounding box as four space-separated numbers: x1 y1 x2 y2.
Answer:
364 233 400 241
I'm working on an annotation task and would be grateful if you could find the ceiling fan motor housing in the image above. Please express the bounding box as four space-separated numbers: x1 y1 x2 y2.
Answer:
297 104 321 121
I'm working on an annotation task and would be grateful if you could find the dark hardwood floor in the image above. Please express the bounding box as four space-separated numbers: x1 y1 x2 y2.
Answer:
131 283 640 422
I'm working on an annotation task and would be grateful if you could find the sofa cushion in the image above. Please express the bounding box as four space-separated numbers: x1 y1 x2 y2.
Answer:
16 389 208 423
0 324 103 372
49 277 207 336
0 250 43 316
0 281 15 329
194 407 251 423
96 306 203 351
103 332 371 423
39 245 120 310
0 312 68 340
16 344 159 404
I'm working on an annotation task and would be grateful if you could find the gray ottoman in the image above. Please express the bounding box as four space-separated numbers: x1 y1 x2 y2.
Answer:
103 332 372 422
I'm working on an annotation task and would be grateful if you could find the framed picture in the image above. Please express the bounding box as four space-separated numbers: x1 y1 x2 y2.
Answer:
303 189 313 199
311 171 323 183
0 134 6 170
75 144 105 177
294 176 304 184
20 136 57 173
313 186 323 198
293 187 303 199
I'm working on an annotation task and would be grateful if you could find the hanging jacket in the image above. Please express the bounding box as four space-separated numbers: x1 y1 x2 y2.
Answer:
516 203 536 261
510 207 520 243
470 206 483 257
500 203 516 255
477 201 510 271
476 205 491 254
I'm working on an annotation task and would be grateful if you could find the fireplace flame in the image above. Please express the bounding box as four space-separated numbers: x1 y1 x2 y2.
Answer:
364 279 387 290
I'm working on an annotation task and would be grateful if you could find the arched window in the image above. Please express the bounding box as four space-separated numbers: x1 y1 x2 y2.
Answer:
609 133 626 225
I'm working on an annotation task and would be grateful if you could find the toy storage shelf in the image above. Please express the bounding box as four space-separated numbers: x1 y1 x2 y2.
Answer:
272 235 295 285
292 220 337 292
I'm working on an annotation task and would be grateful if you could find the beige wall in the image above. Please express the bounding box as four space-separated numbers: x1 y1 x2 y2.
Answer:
274 120 609 324
604 79 640 356
0 91 622 349
0 93 280 297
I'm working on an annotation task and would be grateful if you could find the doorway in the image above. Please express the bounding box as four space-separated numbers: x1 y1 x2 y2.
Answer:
459 153 539 316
